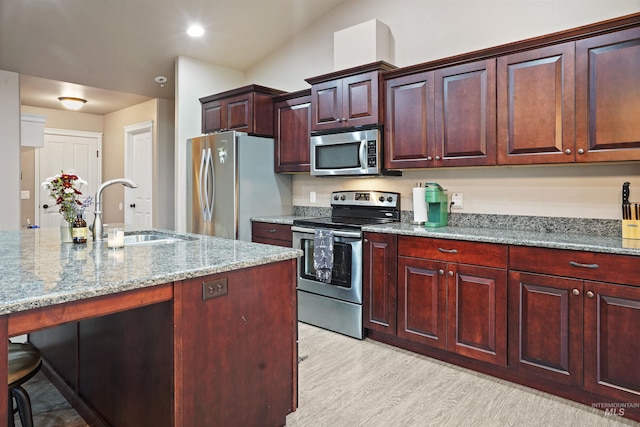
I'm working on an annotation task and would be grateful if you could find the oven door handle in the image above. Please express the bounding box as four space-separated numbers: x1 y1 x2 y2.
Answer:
291 225 362 239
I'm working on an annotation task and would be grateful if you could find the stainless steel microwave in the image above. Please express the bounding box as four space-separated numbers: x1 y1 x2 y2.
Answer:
310 126 400 177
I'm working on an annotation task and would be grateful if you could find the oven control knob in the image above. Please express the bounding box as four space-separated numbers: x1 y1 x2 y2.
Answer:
387 196 393 202
379 196 385 202
340 195 346 201
334 195 339 201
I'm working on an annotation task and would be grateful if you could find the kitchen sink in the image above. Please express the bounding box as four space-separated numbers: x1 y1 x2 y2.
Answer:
123 231 196 246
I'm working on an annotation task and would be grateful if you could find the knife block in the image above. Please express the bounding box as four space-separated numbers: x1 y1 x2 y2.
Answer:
622 202 640 240
622 219 640 239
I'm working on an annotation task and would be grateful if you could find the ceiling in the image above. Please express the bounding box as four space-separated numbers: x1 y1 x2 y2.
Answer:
0 0 346 115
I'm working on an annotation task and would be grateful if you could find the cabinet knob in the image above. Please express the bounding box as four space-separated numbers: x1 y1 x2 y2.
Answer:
435 155 441 160
578 148 584 154
448 271 454 277
438 269 444 275
341 118 347 122
565 149 572 155
364 239 368 243
572 288 580 296
586 291 594 298
427 156 433 161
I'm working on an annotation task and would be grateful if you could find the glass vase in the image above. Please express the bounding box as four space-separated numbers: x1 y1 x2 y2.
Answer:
60 217 73 243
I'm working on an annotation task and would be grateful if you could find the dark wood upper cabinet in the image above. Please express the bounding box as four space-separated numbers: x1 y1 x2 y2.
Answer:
273 89 311 173
576 26 640 162
384 59 496 169
497 42 576 165
306 61 395 131
200 84 285 136
435 59 497 167
384 71 435 169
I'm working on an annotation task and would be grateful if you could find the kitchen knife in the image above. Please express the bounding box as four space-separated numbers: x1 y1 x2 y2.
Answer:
622 182 630 220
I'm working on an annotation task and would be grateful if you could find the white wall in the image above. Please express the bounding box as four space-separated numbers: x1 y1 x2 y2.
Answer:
244 0 640 220
0 70 21 230
174 56 245 232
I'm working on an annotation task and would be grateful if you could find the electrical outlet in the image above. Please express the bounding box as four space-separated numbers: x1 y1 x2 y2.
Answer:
451 193 464 209
310 191 316 203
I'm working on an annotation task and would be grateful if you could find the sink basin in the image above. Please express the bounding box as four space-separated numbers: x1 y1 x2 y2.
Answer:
123 231 195 246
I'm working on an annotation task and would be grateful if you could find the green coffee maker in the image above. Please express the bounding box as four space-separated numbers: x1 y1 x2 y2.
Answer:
424 183 448 227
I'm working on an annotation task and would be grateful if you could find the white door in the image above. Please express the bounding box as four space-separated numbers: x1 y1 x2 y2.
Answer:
36 129 102 228
124 121 153 228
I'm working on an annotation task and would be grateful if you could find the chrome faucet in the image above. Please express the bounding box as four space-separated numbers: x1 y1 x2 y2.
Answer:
92 178 138 241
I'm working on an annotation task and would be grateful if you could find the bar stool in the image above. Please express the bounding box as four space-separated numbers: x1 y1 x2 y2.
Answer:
8 342 42 427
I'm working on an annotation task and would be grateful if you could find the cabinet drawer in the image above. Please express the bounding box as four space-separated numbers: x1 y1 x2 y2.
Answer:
509 246 640 286
251 222 292 242
398 236 507 268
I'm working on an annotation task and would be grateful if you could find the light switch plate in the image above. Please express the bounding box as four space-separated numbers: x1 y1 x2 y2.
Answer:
20 190 30 200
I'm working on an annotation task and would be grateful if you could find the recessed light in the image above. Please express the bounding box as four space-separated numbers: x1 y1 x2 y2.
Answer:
187 24 204 37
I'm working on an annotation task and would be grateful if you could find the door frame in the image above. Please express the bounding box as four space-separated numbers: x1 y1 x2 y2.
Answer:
35 128 103 228
124 120 153 226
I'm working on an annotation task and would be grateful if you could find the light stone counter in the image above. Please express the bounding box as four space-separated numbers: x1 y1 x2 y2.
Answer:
0 228 301 315
363 222 640 257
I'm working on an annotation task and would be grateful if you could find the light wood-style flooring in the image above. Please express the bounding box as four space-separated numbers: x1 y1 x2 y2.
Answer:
16 322 640 426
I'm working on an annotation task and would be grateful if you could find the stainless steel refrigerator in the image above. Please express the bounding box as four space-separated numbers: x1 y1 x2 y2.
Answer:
186 131 292 241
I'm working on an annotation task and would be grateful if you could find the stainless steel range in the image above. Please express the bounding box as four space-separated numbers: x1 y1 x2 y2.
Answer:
292 190 401 339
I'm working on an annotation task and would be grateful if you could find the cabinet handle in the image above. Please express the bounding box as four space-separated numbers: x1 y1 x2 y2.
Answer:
569 261 599 269
572 288 580 296
341 118 347 122
438 269 444 275
578 148 584 154
565 149 572 155
586 291 595 298
427 156 433 161
364 239 369 243
448 271 454 276
267 229 277 233
435 155 441 160
438 248 458 254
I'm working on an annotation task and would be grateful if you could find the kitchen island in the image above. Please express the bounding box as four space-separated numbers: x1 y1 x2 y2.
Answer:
0 227 301 426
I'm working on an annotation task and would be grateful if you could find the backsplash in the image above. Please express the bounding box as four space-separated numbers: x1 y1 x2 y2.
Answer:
293 206 620 237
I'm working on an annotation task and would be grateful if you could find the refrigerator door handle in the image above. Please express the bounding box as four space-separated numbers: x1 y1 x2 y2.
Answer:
199 148 215 223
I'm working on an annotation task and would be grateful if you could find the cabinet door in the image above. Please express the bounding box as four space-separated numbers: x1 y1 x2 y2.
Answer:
508 271 583 386
274 94 311 172
363 233 397 334
576 27 640 162
384 71 435 169
497 42 575 165
342 71 379 128
202 100 224 134
311 79 343 130
447 264 507 366
397 256 447 349
435 59 497 167
584 281 640 402
226 93 252 132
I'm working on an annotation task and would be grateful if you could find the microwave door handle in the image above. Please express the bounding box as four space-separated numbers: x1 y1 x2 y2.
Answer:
359 140 367 169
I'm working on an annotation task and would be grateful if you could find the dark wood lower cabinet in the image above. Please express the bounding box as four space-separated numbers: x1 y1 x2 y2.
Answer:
508 271 583 387
28 260 296 427
363 233 397 334
177 261 296 427
365 236 640 422
584 281 640 403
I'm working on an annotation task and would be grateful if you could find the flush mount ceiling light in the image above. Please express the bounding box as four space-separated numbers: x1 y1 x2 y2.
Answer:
58 97 87 110
187 24 204 37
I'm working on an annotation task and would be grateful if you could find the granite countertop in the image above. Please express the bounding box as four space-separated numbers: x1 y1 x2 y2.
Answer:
0 228 301 315
252 215 640 257
363 223 640 256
